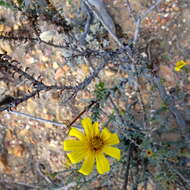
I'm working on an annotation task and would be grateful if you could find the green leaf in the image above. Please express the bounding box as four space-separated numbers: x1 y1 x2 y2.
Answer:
0 0 13 8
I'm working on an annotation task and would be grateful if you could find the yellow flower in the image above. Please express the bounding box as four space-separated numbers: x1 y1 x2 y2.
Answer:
146 149 153 157
63 117 120 175
175 60 187 71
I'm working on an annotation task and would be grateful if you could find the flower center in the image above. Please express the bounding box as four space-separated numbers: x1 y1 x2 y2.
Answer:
90 136 104 151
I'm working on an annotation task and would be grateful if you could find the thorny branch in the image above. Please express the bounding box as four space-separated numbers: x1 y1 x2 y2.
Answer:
84 0 159 130
133 0 163 44
0 54 108 111
83 0 123 46
0 34 81 53
68 78 128 128
124 0 137 20
152 75 190 150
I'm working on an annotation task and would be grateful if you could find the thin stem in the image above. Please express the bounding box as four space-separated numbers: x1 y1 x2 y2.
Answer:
133 0 163 44
67 100 96 128
123 143 133 190
8 110 67 128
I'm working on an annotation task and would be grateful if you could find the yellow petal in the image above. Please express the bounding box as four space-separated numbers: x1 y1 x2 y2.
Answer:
176 60 186 67
175 60 187 71
175 67 180 72
102 146 120 160
92 122 100 137
63 140 86 151
105 133 120 145
81 117 92 138
101 128 111 141
79 151 95 175
95 153 110 174
69 128 85 140
67 150 86 164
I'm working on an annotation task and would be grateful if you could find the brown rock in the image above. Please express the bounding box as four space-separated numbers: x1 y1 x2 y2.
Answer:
0 154 11 173
8 144 25 157
55 65 69 81
159 65 176 86
5 129 14 143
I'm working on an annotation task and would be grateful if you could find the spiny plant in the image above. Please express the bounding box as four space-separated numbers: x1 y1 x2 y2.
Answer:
0 0 189 190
